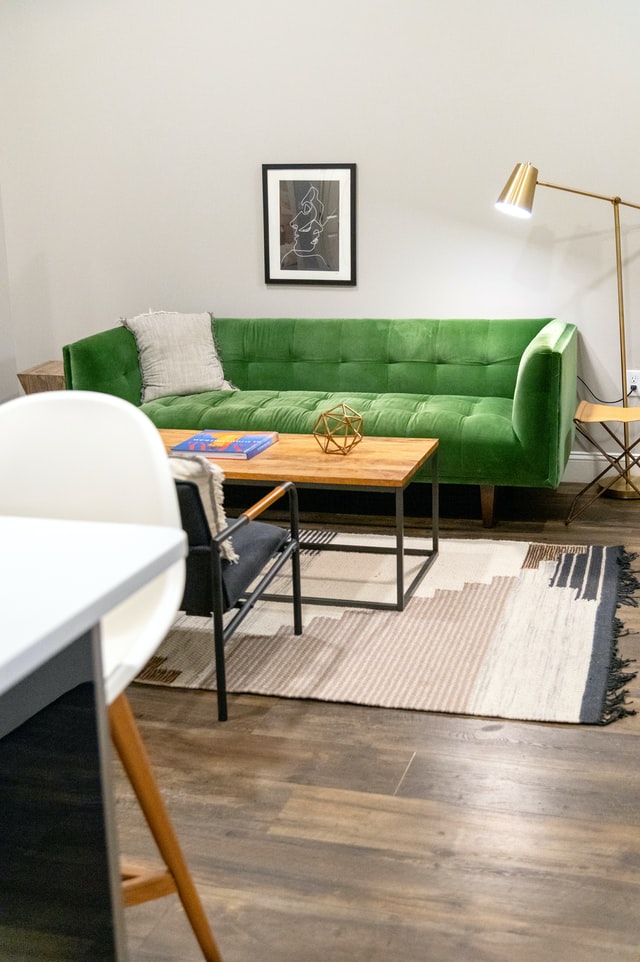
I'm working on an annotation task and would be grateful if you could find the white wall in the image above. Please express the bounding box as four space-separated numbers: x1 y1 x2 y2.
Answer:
1 0 639 462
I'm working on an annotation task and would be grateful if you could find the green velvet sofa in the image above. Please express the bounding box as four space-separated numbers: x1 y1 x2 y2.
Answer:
63 316 578 526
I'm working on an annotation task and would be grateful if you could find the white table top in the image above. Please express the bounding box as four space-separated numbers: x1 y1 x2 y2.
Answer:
0 515 186 697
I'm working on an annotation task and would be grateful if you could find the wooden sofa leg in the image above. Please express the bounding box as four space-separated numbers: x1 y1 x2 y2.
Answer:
480 485 496 527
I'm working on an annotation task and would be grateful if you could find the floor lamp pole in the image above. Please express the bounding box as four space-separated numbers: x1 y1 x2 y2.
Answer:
612 198 634 494
612 198 628 409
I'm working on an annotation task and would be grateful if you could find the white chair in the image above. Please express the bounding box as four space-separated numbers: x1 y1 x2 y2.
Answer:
0 390 223 962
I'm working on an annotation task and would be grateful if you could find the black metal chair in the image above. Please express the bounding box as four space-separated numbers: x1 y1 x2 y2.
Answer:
175 479 302 721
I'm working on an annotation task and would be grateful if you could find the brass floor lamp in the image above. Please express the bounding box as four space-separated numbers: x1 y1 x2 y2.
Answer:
496 162 640 503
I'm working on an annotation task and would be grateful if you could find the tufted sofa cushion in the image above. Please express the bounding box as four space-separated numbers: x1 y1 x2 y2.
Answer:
144 390 534 487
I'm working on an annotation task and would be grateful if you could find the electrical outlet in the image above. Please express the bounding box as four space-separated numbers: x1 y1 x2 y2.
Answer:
627 369 640 395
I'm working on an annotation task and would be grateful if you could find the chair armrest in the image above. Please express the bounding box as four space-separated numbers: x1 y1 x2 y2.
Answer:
212 481 299 548
240 482 297 521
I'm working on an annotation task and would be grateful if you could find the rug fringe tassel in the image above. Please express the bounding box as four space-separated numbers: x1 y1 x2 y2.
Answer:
617 549 640 608
599 551 640 725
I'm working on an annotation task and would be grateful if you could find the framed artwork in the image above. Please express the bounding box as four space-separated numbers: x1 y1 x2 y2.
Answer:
262 163 356 285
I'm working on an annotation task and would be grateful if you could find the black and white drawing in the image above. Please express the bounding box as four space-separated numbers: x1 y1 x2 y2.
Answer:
262 164 356 285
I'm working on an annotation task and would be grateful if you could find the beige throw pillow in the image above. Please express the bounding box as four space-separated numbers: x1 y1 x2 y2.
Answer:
121 310 234 403
169 453 238 563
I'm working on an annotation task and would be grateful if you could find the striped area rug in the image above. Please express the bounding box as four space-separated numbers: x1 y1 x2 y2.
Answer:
136 536 638 725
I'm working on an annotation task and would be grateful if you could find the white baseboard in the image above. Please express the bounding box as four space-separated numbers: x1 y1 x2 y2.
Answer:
562 451 609 484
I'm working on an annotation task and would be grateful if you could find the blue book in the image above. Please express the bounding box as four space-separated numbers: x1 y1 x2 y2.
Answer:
171 430 278 459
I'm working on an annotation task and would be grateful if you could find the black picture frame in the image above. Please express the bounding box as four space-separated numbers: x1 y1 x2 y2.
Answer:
262 163 356 285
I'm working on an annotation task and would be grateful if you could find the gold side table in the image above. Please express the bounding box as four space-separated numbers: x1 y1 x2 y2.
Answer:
17 360 65 394
566 399 640 524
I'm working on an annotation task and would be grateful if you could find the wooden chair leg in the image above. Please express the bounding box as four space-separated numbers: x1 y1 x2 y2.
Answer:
109 693 224 962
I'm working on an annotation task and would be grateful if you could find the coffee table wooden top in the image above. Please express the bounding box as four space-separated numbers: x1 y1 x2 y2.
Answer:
159 430 438 488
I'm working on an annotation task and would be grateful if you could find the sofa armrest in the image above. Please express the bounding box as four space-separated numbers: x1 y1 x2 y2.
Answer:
512 319 578 485
63 326 142 405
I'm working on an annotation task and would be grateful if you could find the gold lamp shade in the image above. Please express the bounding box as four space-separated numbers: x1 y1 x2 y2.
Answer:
495 162 538 217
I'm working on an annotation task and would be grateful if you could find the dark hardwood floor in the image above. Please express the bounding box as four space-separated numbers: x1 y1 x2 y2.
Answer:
116 483 640 962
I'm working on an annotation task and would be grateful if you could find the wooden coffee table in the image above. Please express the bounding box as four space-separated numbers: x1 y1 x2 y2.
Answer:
159 431 439 611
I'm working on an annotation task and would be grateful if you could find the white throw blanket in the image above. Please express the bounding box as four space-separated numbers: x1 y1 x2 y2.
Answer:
168 453 238 562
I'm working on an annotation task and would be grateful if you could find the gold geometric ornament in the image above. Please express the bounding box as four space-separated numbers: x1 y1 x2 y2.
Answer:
312 403 363 455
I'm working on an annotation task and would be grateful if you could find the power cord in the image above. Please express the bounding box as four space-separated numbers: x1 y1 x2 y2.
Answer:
577 374 637 405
